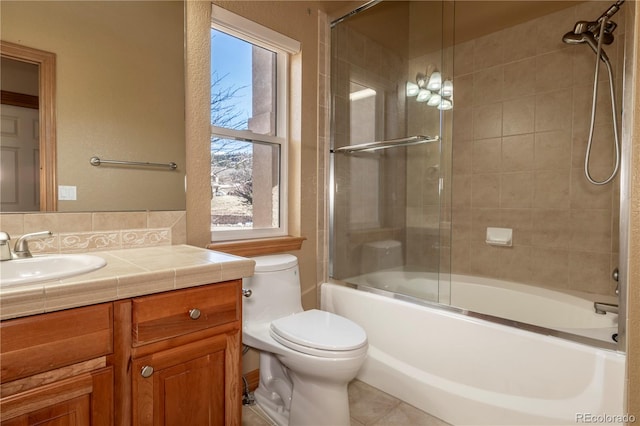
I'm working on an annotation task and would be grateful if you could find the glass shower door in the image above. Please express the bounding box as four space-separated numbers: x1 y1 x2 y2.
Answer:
329 0 452 304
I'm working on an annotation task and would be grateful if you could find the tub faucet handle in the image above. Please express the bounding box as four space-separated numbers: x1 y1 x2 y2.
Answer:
594 301 618 315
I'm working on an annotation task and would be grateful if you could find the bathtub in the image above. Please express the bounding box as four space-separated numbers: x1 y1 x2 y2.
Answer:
321 282 626 426
345 270 618 343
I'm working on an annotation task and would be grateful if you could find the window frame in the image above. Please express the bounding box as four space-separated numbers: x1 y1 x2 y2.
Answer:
210 5 300 242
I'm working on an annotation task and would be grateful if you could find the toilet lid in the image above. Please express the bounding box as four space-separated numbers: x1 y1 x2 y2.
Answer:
270 309 367 352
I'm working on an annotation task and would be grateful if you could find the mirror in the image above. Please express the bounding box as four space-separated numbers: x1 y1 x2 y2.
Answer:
1 1 186 212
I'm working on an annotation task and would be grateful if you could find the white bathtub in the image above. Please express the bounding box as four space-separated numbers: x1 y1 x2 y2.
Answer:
346 271 618 343
321 282 626 426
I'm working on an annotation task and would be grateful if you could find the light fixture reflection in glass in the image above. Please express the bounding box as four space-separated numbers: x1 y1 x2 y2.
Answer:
437 99 453 110
406 67 453 110
416 89 431 102
427 93 441 106
406 81 419 97
416 73 427 88
427 72 442 91
441 80 453 97
349 88 377 101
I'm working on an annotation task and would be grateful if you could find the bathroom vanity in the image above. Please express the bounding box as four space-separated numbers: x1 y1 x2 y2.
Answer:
0 245 255 426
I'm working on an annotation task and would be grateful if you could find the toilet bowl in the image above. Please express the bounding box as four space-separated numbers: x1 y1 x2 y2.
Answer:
243 254 368 426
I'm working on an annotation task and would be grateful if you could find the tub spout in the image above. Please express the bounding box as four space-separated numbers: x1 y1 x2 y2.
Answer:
594 301 618 315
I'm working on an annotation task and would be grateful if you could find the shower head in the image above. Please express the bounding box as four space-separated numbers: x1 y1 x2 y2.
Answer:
562 0 624 49
562 22 611 64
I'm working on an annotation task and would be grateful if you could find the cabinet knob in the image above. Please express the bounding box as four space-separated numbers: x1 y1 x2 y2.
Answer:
140 365 154 378
189 308 201 320
242 288 252 298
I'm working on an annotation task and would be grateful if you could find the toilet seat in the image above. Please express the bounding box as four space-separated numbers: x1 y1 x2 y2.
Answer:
270 309 367 358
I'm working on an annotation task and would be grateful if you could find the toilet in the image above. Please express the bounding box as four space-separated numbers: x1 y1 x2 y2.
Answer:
242 254 368 426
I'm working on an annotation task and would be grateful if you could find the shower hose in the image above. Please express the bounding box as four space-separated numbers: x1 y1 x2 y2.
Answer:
584 16 621 185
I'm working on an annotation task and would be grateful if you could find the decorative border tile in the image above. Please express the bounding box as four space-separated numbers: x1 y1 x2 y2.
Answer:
0 211 186 254
121 228 171 248
59 232 121 252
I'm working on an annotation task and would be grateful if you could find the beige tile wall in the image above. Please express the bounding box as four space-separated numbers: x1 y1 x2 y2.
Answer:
451 2 624 296
0 211 186 253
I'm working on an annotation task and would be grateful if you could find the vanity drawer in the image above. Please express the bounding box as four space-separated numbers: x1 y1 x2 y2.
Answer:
131 280 240 346
0 303 114 383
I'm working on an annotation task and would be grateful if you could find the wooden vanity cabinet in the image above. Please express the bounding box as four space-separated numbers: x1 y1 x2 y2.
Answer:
115 280 242 426
0 279 243 426
0 303 115 426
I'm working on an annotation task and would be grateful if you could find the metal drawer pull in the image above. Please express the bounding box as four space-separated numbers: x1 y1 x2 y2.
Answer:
242 288 252 298
141 365 154 378
189 308 201 320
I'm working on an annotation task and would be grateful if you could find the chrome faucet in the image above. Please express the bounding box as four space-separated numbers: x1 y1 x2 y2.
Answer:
594 301 618 315
0 231 53 260
13 231 53 258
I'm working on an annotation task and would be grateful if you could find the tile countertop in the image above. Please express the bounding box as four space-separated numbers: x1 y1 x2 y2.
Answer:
0 245 256 321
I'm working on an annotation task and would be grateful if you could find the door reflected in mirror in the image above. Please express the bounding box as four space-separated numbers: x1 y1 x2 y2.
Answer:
1 43 56 211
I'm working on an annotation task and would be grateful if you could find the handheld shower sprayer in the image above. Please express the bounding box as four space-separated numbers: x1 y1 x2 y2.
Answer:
561 27 609 63
561 0 624 186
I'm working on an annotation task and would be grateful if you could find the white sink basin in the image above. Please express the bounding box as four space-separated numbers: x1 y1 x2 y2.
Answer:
0 254 107 286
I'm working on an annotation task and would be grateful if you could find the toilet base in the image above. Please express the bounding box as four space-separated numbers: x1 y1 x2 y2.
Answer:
288 371 351 426
253 386 290 426
252 352 354 425
253 376 351 426
252 352 292 425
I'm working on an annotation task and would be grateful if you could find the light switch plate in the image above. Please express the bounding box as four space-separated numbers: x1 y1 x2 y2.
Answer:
58 185 77 201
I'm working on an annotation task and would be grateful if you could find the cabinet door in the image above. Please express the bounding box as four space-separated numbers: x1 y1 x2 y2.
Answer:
132 334 232 426
1 367 113 426
2 395 90 426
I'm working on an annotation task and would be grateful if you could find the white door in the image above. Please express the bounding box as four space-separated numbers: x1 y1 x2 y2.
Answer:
1 104 40 211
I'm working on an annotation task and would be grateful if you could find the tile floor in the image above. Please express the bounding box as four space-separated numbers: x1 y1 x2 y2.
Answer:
241 379 451 426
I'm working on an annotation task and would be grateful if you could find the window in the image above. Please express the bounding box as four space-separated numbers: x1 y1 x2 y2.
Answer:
210 5 299 241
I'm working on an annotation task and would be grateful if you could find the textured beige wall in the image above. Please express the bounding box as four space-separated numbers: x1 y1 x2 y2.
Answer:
1 1 186 212
185 1 214 249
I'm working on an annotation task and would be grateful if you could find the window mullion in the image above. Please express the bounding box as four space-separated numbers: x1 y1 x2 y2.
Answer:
211 126 285 146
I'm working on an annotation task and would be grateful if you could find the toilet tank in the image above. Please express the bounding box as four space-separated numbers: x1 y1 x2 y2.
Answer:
361 240 403 274
243 254 303 324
